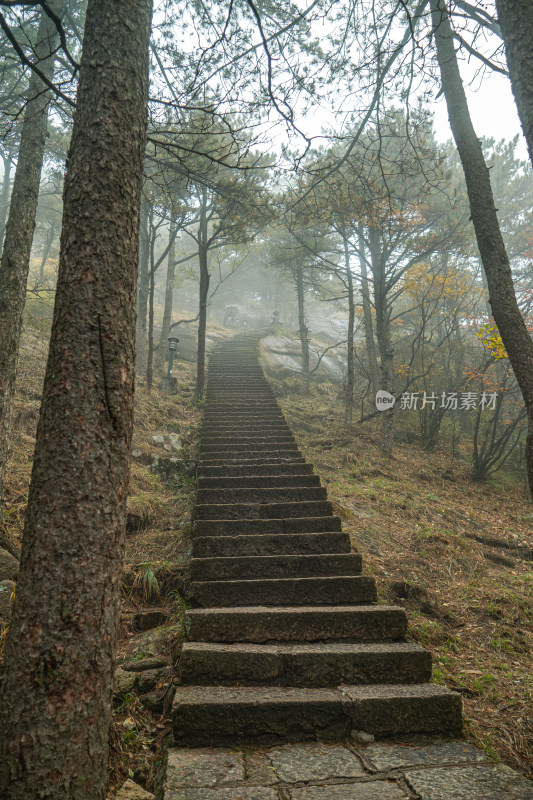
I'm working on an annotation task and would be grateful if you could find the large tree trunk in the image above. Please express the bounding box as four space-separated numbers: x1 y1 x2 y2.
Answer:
358 225 380 395
369 227 394 457
295 262 310 394
155 206 178 372
0 1 152 797
495 0 533 168
195 189 210 402
135 198 150 374
342 232 355 426
431 0 533 497
0 8 59 505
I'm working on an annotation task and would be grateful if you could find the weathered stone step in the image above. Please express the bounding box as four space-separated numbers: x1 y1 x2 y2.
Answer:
202 421 291 429
202 414 286 422
200 443 299 456
193 500 333 520
193 515 343 535
196 487 328 505
199 445 301 458
201 434 295 445
197 463 315 478
190 552 362 580
192 531 350 558
185 605 408 643
198 456 307 467
197 474 321 489
190 575 377 607
203 406 282 414
171 683 462 746
178 641 431 687
204 396 277 402
201 430 292 439
206 383 270 389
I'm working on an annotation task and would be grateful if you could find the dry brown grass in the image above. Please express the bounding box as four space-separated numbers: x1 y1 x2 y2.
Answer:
277 381 533 779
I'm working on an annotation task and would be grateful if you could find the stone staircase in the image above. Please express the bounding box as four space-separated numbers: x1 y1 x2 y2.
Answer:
171 332 462 745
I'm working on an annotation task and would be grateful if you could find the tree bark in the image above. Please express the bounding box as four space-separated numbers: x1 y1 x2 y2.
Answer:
295 262 310 394
155 205 178 372
0 7 59 505
195 188 210 402
495 0 533 168
369 226 394 457
0 1 153 797
358 225 380 395
431 0 533 497
342 231 355 426
135 198 150 374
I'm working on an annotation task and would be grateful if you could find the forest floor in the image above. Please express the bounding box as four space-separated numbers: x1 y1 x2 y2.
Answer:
1 316 532 793
273 378 533 782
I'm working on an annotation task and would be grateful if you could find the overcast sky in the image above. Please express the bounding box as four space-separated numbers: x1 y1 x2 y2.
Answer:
433 64 528 160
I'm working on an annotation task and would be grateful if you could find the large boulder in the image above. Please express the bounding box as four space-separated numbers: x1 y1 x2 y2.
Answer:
0 547 19 581
261 335 345 384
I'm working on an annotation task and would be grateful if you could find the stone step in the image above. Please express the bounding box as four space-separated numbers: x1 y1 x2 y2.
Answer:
198 456 307 467
203 410 285 416
205 395 277 402
193 500 333 520
190 553 362 581
190 576 377 607
178 641 431 687
197 463 315 478
205 406 285 412
199 445 301 457
202 416 286 424
185 605 408 643
193 516 343 535
171 683 462 746
197 474 321 489
202 422 287 430
191 531 351 557
195 487 328 505
201 434 296 444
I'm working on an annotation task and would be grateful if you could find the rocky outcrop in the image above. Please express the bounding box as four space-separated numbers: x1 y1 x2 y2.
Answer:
261 335 345 384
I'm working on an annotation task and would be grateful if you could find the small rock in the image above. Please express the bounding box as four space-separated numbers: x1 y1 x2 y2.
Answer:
122 656 166 672
0 579 15 624
351 730 375 745
122 717 136 731
169 434 182 452
115 778 154 800
136 668 166 693
151 435 165 446
163 443 172 452
0 548 19 582
131 449 143 458
113 667 136 698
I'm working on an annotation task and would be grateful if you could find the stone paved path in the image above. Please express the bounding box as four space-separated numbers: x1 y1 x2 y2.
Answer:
163 333 533 799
